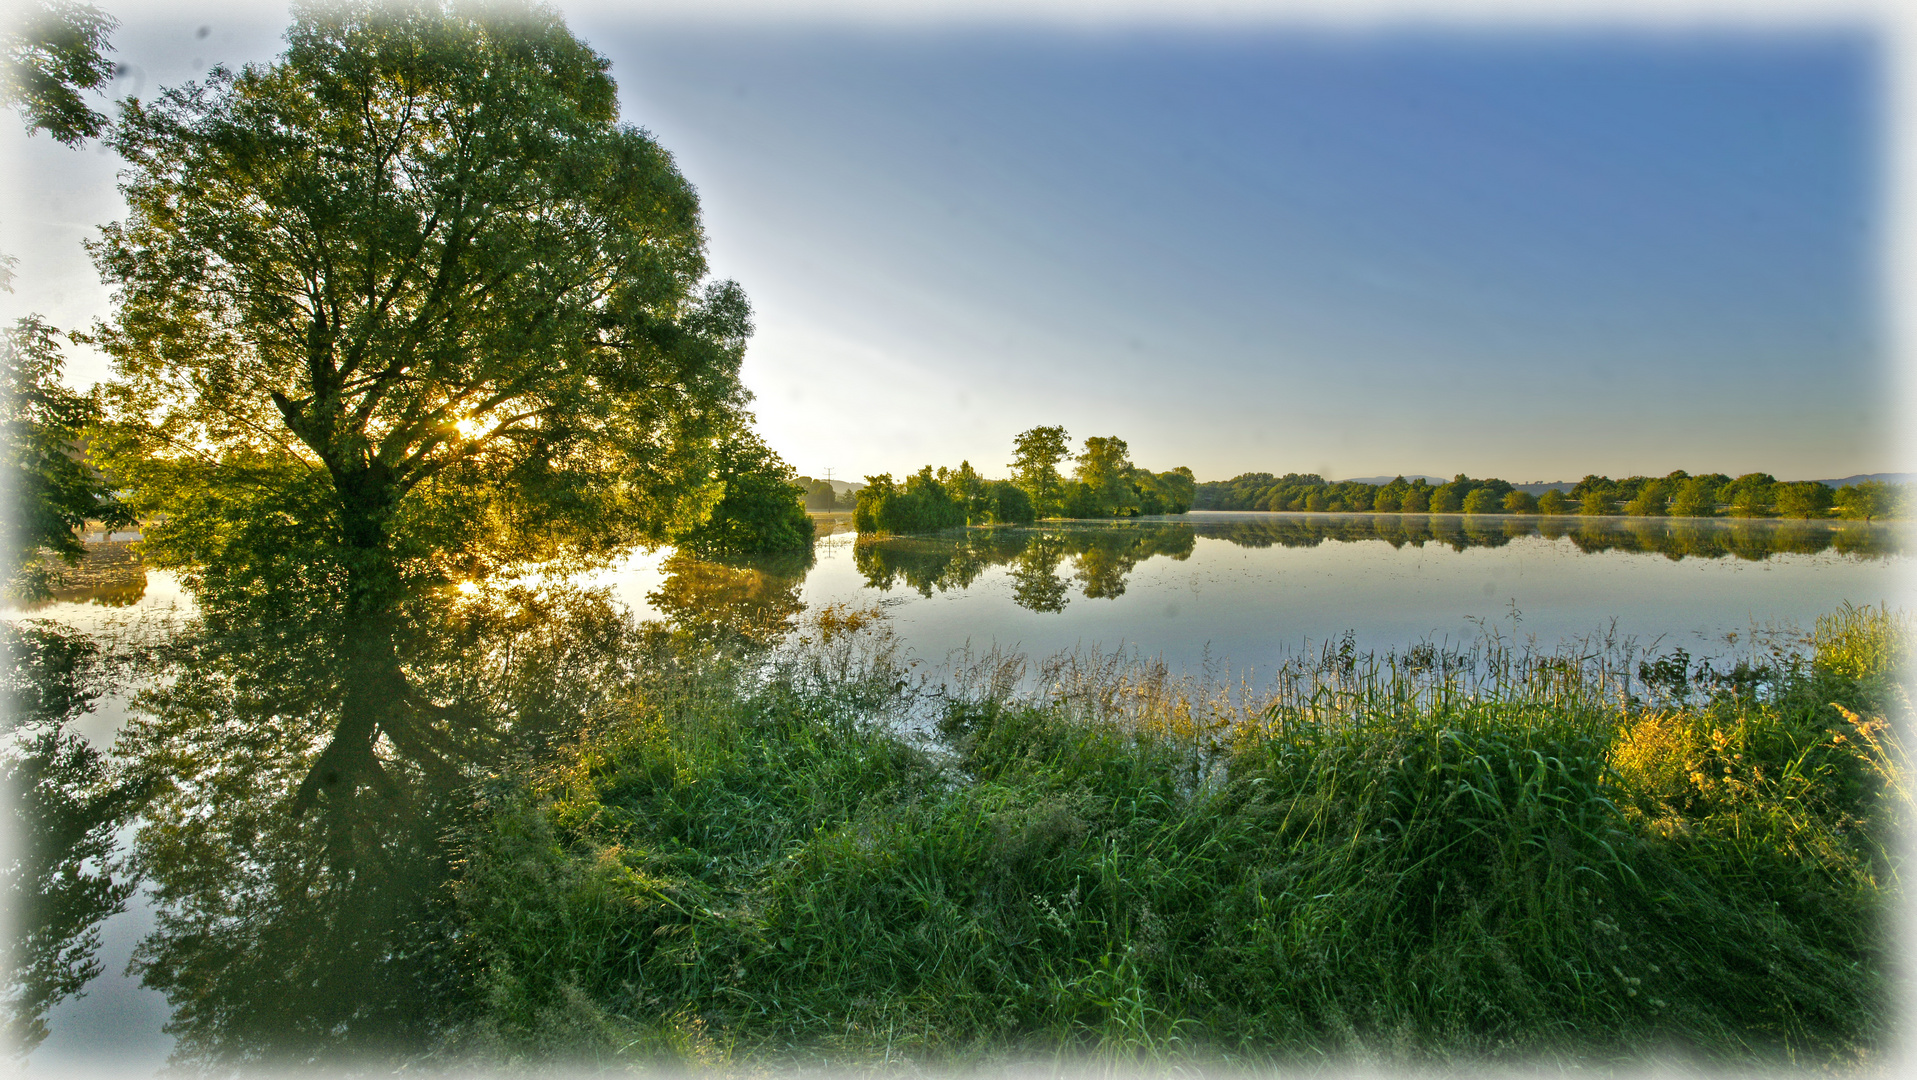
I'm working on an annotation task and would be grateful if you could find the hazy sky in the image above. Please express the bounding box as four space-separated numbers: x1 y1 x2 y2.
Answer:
0 1 1899 483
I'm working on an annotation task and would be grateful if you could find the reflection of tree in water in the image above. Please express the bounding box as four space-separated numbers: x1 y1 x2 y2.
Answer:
854 524 1196 610
1070 526 1195 599
1009 536 1070 614
1 623 145 1057
1184 514 1903 562
647 549 813 648
10 543 148 613
853 531 1031 598
106 585 647 1066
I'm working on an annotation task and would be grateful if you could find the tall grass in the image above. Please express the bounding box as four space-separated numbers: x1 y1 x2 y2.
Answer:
434 604 1909 1072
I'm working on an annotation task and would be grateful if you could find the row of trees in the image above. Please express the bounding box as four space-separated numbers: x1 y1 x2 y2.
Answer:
1194 471 1906 521
855 428 1196 535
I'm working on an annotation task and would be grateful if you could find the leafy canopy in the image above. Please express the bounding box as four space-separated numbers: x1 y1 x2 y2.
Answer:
1 1 116 147
673 430 813 559
1 317 128 598
90 0 752 596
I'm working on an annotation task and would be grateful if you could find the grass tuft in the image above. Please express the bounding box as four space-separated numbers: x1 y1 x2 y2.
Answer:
433 604 1910 1071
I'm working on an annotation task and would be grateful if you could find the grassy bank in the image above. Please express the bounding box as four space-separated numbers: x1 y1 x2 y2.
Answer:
435 604 1909 1071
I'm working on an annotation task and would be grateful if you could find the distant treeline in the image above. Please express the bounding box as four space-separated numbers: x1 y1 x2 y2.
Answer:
1194 471 1906 521
795 477 859 511
855 428 1195 535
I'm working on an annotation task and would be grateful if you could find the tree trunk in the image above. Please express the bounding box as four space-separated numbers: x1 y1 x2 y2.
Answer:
292 471 409 814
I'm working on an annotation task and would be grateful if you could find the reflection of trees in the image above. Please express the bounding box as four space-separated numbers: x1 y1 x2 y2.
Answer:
853 523 1196 611
11 543 148 613
1185 514 1903 562
853 531 1031 598
1071 526 1194 599
109 585 646 1066
1009 536 1070 614
647 550 812 648
1 623 144 1057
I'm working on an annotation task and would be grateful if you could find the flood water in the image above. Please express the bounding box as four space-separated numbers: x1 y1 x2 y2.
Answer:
4 511 1909 1071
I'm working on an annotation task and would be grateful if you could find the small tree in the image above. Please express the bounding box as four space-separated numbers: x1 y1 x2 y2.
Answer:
1625 480 1669 516
1538 489 1569 515
1462 488 1501 515
673 431 813 557
1075 436 1138 517
1573 475 1615 515
1834 481 1898 522
1723 474 1778 518
1669 477 1717 517
853 467 966 535
987 479 1035 524
1502 490 1538 514
1010 426 1070 519
1772 481 1834 521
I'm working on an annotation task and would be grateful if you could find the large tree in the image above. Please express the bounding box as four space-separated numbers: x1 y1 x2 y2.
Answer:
89 1 752 809
2 0 116 149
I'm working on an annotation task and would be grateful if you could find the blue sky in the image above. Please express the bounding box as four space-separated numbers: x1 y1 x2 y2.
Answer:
0 2 1893 483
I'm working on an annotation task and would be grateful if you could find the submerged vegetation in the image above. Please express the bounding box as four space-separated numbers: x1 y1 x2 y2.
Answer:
436 601 1909 1071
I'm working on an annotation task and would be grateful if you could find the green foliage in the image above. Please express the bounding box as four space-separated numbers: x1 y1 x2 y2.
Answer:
1835 481 1901 522
91 0 752 593
1133 466 1195 515
1669 477 1718 518
1 317 129 599
798 478 838 511
863 434 1188 533
1011 426 1071 519
1722 474 1779 519
1773 481 1834 520
444 605 1909 1069
1189 470 1896 522
1624 480 1669 516
853 468 967 535
84 0 754 807
672 432 813 558
1574 475 1616 515
1074 436 1139 517
1 1 116 146
987 479 1036 524
1460 487 1501 514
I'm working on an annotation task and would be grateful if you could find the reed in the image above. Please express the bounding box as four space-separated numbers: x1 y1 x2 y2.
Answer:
434 603 1909 1072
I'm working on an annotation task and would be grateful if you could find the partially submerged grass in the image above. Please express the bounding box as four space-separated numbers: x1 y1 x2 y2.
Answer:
436 604 1909 1072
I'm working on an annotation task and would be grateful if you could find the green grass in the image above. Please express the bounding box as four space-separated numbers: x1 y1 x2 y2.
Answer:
432 603 1909 1072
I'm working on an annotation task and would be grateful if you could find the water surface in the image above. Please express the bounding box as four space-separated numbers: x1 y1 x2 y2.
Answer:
5 510 1908 1071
